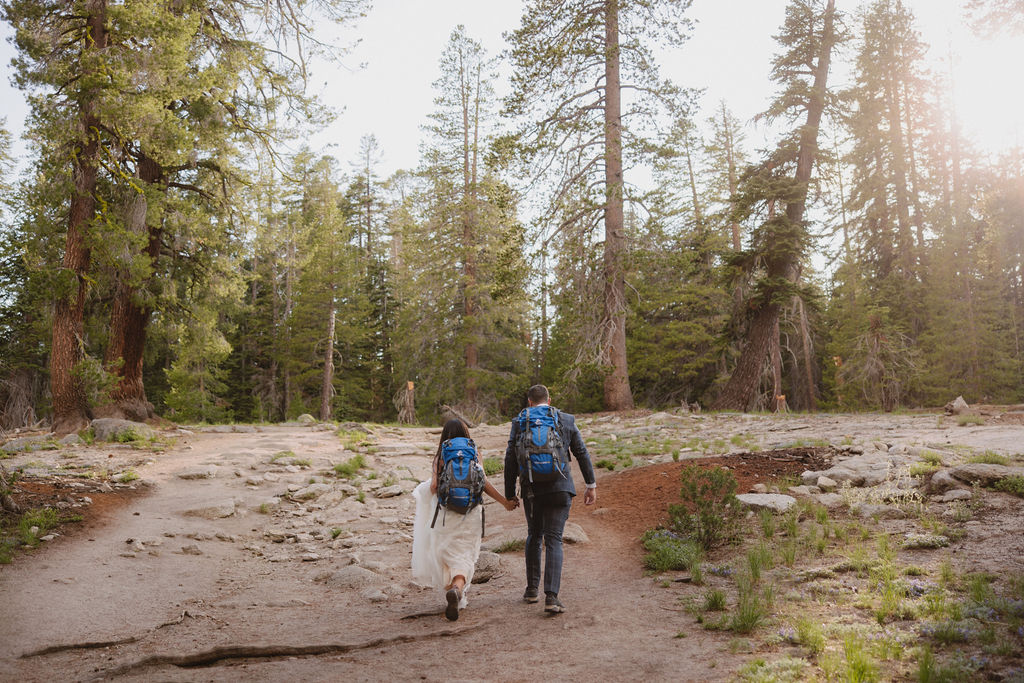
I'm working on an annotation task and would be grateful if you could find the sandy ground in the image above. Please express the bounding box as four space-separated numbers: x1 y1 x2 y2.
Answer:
1 409 1023 681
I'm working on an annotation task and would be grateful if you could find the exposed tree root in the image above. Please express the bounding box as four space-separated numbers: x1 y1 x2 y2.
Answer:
98 620 491 678
399 607 446 620
20 637 139 658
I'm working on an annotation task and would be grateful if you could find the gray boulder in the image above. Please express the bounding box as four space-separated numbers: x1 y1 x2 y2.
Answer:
945 396 971 415
736 493 796 513
297 414 316 424
320 565 380 589
0 435 54 453
292 483 333 501
937 489 972 503
811 493 845 508
927 469 960 494
472 551 502 583
563 521 590 544
951 463 1024 487
91 418 154 442
177 466 218 480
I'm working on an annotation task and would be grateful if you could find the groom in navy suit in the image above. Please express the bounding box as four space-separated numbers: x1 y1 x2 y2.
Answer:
505 384 597 614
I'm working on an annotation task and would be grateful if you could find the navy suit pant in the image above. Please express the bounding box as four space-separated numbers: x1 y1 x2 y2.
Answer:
523 491 572 596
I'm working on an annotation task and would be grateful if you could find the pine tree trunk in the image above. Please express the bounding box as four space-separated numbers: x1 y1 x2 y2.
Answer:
98 155 162 422
771 316 783 411
797 296 818 411
462 56 479 407
715 302 782 411
320 298 336 421
712 0 835 412
601 0 633 411
51 0 108 435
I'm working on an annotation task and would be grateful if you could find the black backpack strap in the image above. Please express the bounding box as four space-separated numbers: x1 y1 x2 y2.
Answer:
430 498 440 529
481 504 485 537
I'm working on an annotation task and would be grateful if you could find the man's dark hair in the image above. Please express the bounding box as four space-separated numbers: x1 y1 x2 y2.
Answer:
527 384 550 404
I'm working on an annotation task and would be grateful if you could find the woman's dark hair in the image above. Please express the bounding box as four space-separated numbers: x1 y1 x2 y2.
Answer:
435 419 471 475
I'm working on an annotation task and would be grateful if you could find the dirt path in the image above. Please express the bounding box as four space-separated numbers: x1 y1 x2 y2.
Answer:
2 410 1023 681
0 422 727 682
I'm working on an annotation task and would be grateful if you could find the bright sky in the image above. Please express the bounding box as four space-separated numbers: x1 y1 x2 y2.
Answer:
1 0 1021 179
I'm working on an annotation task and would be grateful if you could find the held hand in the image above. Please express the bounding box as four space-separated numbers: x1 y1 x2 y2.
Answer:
583 487 597 506
504 497 519 511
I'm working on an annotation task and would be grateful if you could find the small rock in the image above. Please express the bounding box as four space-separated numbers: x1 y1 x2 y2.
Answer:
320 565 380 589
816 476 838 492
750 483 768 494
472 551 501 583
787 485 819 496
180 544 203 555
301 553 321 562
292 483 332 501
361 588 388 603
735 493 796 513
184 501 236 519
801 470 821 486
59 434 82 446
297 414 316 424
853 503 906 520
563 521 590 544
811 493 845 508
177 467 218 480
937 489 973 503
40 534 57 542
375 485 403 499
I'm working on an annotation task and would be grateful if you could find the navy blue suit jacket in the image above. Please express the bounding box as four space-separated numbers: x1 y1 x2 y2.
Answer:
504 407 596 499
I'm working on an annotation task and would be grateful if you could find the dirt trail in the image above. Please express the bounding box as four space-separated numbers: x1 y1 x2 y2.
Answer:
2 410 1023 681
0 422 729 682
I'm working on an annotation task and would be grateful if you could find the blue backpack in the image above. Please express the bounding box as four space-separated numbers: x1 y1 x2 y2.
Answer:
431 437 486 533
514 406 570 487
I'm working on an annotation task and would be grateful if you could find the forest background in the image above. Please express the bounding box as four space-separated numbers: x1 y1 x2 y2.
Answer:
0 0 1022 433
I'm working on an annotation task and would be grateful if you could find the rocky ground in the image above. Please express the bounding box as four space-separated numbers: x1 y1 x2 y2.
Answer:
1 407 1023 681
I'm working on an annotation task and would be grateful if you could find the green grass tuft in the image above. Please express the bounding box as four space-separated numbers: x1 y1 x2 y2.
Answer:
334 454 366 478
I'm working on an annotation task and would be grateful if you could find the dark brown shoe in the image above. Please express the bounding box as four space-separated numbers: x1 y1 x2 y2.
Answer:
445 588 461 621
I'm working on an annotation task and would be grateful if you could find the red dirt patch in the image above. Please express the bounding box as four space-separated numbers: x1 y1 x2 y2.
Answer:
1 476 148 545
595 448 835 539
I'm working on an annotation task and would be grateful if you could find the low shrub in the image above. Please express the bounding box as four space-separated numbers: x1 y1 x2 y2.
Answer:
641 529 703 572
667 465 742 550
993 476 1024 497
